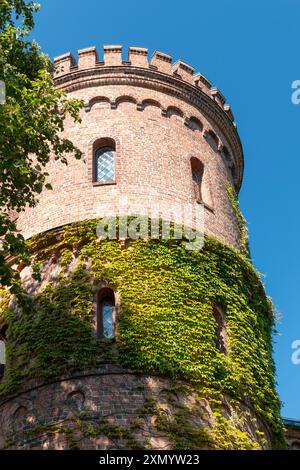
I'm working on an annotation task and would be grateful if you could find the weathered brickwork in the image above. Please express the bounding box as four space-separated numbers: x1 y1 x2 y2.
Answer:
0 368 271 450
283 420 300 450
16 46 243 249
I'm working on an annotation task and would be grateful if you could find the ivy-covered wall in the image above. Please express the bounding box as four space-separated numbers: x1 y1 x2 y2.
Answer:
0 218 285 449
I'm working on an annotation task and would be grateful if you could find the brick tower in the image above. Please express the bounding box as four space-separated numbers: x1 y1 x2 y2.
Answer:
0 46 285 450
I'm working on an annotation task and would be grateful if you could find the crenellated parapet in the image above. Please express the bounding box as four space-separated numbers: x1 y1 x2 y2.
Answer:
54 45 233 120
53 45 243 190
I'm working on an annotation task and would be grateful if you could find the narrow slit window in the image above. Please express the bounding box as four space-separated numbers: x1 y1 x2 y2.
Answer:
97 289 116 339
212 306 227 354
0 325 7 379
191 158 204 203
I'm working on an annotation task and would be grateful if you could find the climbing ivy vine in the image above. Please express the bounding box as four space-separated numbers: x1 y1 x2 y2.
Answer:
227 183 250 257
0 218 285 449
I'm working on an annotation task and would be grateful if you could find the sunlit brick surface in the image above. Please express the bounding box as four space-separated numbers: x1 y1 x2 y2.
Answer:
16 46 244 249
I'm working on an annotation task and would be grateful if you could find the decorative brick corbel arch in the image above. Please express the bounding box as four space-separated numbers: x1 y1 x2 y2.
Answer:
85 96 111 112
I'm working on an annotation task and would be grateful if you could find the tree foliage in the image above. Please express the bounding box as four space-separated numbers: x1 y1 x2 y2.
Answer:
0 1 83 291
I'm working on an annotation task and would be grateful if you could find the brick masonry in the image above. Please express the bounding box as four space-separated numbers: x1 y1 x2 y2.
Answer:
1 46 273 450
0 366 272 450
283 420 300 450
16 46 244 249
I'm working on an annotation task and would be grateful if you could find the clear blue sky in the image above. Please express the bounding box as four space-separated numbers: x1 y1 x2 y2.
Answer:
32 0 300 418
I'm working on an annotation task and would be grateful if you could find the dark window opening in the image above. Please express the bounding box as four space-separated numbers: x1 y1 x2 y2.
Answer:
97 288 116 339
212 307 227 354
0 325 7 379
191 157 204 203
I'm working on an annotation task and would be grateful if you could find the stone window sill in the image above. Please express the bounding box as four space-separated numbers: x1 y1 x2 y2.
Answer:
92 181 116 187
196 199 215 213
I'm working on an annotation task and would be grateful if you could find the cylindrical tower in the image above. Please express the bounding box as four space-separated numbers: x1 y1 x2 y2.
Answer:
0 45 284 450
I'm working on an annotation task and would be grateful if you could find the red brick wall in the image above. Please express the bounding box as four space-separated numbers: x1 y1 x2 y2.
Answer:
16 46 244 249
284 425 300 450
0 47 260 451
0 367 271 450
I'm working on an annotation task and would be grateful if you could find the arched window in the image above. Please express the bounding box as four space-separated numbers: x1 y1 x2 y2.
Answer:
97 288 116 339
0 325 7 379
94 147 115 183
221 146 236 182
212 306 227 354
191 157 204 203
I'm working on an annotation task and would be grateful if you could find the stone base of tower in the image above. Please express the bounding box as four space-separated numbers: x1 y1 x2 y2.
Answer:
0 367 272 450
